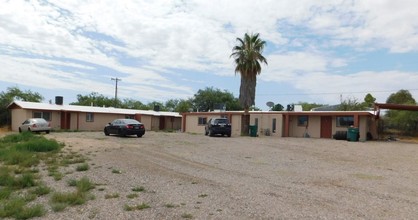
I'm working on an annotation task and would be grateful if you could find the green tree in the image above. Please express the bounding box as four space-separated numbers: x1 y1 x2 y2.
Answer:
192 87 242 112
272 103 284 111
70 92 115 107
363 93 376 108
386 89 416 104
385 90 418 136
176 99 193 113
165 99 193 113
146 101 165 111
231 33 268 112
120 98 146 109
337 97 366 111
0 86 43 126
231 33 267 135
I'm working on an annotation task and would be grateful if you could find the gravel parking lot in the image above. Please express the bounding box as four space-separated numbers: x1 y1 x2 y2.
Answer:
29 131 418 219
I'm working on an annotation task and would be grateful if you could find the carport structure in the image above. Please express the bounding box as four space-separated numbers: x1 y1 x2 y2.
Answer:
374 103 418 119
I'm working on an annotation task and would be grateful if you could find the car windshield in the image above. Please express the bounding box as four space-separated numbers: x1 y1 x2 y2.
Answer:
214 119 228 124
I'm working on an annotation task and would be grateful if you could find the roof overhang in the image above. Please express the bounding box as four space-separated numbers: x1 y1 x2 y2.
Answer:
374 103 418 111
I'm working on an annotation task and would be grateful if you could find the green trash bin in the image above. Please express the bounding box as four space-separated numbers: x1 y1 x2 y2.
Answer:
347 127 359 141
249 125 258 137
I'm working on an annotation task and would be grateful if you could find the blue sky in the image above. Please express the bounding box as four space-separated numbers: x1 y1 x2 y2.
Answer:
1 0 418 110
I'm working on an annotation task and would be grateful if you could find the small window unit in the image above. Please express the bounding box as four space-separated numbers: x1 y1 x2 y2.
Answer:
198 117 207 125
86 113 94 122
125 115 134 119
336 116 354 127
33 111 51 121
297 116 308 126
272 118 276 133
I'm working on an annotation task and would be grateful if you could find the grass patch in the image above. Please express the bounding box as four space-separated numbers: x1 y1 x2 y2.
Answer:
123 203 150 211
131 186 145 192
105 193 119 199
76 163 89 171
181 213 193 219
0 132 99 218
76 177 95 193
0 197 45 219
112 169 122 174
29 185 51 196
164 203 179 208
50 191 87 211
126 193 138 199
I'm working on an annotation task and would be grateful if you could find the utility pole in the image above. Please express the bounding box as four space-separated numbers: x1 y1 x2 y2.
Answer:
111 77 121 107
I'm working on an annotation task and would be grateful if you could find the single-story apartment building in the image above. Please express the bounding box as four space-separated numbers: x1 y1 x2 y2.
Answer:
8 100 182 132
182 110 377 140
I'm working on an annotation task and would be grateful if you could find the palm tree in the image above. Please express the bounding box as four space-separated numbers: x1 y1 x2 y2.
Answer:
231 33 267 135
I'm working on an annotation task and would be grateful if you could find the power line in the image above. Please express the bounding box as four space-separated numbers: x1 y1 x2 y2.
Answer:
111 77 121 107
257 89 418 96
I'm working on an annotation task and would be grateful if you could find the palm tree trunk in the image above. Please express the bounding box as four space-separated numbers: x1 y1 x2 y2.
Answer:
239 75 257 110
239 75 256 136
241 114 250 136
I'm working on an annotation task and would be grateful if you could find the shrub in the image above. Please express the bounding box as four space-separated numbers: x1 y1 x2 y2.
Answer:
15 138 61 152
30 185 51 196
0 132 35 144
76 163 89 171
131 186 145 192
50 191 86 206
76 177 95 193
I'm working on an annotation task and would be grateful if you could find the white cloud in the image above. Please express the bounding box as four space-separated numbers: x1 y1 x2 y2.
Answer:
0 0 417 106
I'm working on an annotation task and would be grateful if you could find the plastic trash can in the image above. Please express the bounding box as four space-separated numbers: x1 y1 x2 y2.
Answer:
347 127 359 141
249 125 258 137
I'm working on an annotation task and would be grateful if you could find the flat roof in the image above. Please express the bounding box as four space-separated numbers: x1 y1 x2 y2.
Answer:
8 101 182 117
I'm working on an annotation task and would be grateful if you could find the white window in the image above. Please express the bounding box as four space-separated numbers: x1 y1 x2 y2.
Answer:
86 113 94 122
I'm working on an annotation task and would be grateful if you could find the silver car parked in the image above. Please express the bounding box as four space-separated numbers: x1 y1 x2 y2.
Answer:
19 118 51 134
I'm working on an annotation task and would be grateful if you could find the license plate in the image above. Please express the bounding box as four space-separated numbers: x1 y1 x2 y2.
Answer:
134 126 139 129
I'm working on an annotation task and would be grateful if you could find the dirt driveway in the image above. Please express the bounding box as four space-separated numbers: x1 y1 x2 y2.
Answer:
37 131 418 219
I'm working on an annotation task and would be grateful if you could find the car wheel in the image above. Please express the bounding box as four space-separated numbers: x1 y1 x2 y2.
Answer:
209 129 214 137
19 128 22 133
227 133 231 137
27 128 31 132
46 130 50 134
204 129 208 136
137 134 143 138
104 128 109 136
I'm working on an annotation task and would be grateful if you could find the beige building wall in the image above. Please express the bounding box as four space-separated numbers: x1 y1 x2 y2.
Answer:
288 115 309 138
162 117 182 131
287 115 372 139
184 114 212 135
230 115 241 136
49 111 61 130
10 109 28 131
75 113 126 131
250 113 283 136
150 116 160 131
139 115 152 131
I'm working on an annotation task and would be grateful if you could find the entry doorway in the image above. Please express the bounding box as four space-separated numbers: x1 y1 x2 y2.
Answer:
60 112 71 130
320 116 332 138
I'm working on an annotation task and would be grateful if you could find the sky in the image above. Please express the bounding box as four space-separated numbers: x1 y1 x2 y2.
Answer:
1 0 418 110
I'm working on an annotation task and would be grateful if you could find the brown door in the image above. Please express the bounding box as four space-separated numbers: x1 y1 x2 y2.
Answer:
320 116 332 138
60 112 71 130
159 117 165 130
